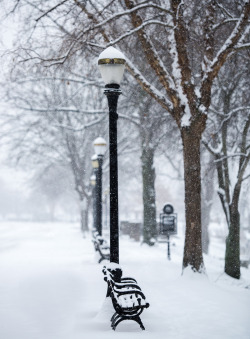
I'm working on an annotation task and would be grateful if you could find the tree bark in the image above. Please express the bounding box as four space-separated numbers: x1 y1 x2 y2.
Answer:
224 114 250 279
141 146 157 245
225 207 240 279
182 128 204 272
224 179 242 279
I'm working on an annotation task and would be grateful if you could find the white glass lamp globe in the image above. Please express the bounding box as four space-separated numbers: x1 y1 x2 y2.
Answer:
91 154 99 169
90 174 96 186
98 46 126 85
93 137 107 156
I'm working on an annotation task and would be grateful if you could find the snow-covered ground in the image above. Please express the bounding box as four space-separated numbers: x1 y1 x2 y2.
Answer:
0 221 249 339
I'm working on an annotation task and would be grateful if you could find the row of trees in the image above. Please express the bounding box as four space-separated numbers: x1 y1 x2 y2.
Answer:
1 0 249 279
1 70 106 231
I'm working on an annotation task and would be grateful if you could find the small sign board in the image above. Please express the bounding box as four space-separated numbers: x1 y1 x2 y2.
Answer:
159 204 177 236
159 204 177 259
162 215 175 230
160 213 177 235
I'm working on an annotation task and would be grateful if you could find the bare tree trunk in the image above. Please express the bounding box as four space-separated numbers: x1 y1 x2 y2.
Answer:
80 209 85 232
182 128 204 272
225 208 240 279
201 200 210 255
215 154 241 279
141 146 157 245
201 154 215 254
80 197 89 234
224 116 250 279
225 181 241 279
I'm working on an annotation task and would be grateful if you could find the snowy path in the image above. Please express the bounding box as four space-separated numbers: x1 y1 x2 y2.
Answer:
0 222 249 339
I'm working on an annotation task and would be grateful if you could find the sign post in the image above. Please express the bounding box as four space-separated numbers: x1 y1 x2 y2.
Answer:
159 204 177 260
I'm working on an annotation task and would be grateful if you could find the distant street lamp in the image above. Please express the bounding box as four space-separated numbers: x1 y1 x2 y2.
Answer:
90 174 96 186
90 174 96 231
98 46 126 264
93 137 107 236
103 188 109 231
91 155 98 233
91 154 99 169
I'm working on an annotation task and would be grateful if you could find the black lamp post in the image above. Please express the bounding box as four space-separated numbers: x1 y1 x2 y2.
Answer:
93 137 107 237
98 46 126 264
90 173 97 232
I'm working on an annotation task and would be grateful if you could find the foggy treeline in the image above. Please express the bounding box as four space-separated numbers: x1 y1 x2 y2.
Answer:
0 0 249 279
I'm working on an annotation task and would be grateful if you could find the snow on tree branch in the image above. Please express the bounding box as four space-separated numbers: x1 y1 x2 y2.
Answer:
212 18 250 32
203 1 250 83
214 152 249 163
123 0 178 110
234 42 250 50
125 58 173 112
216 2 234 19
16 107 105 115
168 6 192 126
35 0 69 22
73 1 173 43
202 139 222 156
53 114 106 132
106 20 174 47
14 77 102 86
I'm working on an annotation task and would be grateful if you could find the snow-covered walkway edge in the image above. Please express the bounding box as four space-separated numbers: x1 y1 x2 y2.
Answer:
0 222 249 339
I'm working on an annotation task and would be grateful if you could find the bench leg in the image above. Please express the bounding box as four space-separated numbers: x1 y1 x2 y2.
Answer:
98 256 104 263
134 316 145 330
111 315 123 330
111 314 145 331
111 312 119 323
98 256 109 263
